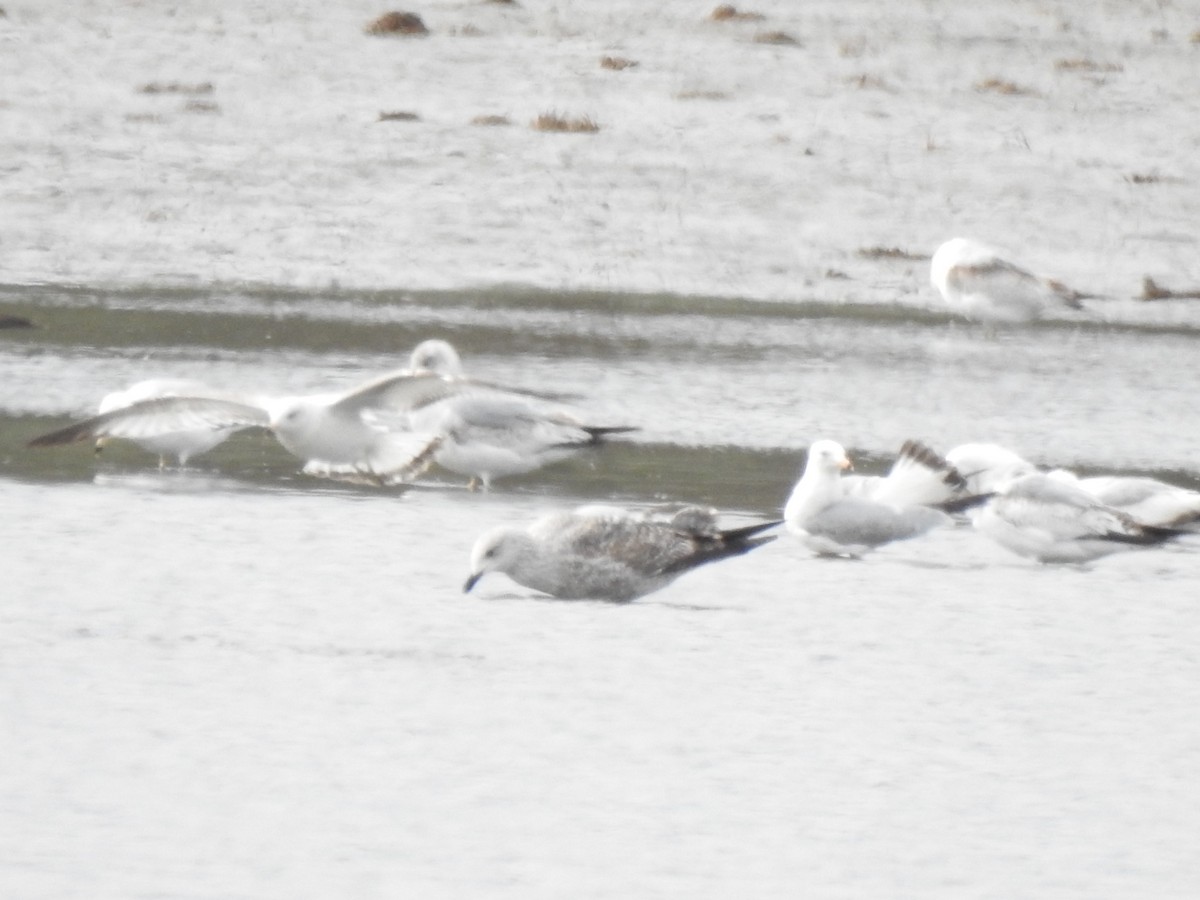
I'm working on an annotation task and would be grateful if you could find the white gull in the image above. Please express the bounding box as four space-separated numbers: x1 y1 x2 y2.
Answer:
29 379 268 467
930 237 1088 322
784 439 957 558
1045 470 1200 531
970 472 1185 564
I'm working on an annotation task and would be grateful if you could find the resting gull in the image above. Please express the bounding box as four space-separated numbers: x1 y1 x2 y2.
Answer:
970 472 1185 564
1045 470 1200 531
463 505 780 601
784 439 957 558
945 442 1040 494
930 237 1088 322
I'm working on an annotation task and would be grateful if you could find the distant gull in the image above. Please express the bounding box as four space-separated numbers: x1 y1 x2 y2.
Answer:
463 505 780 600
1045 470 1200 531
970 472 1185 564
28 379 268 467
930 237 1089 321
784 439 958 558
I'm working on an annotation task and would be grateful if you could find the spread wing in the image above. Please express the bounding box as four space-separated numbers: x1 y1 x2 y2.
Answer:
29 396 270 447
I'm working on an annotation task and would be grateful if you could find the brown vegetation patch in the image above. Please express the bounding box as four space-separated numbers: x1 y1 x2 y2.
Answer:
139 81 214 95
471 114 511 126
975 77 1039 96
366 11 429 36
847 73 890 91
674 89 729 101
1125 172 1182 185
753 30 800 46
183 100 220 114
600 56 639 71
711 5 765 21
531 112 599 134
1141 277 1200 301
378 110 421 122
857 246 928 262
1055 58 1123 73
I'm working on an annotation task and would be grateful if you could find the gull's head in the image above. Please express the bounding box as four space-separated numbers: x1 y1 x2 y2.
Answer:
463 525 524 593
266 397 323 441
930 238 969 293
409 339 463 378
805 439 852 477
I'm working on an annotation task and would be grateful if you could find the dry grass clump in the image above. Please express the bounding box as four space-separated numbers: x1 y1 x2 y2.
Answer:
139 81 214 95
847 73 889 91
975 77 1039 96
600 56 638 71
183 99 219 114
753 30 799 46
366 11 429 35
471 114 510 126
711 5 764 21
1124 171 1183 185
378 110 420 122
857 246 927 262
1190 29 1200 44
1055 58 1123 73
1141 277 1200 301
531 112 599 134
675 89 729 101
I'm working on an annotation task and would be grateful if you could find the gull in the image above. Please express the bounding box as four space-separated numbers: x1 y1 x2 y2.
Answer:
970 472 1185 563
945 442 1040 494
841 439 968 507
463 505 780 601
29 359 463 480
784 439 956 558
408 391 637 490
407 338 464 377
1045 470 1200 530
930 237 1088 321
28 379 269 467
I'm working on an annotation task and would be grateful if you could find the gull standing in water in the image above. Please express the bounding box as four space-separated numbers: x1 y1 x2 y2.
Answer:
930 237 1089 322
399 339 637 489
464 505 780 601
28 379 269 467
784 439 959 558
969 472 1186 563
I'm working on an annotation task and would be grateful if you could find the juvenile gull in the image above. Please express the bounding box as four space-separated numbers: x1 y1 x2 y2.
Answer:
930 237 1088 322
463 505 780 600
28 379 269 467
970 472 1185 564
784 439 955 558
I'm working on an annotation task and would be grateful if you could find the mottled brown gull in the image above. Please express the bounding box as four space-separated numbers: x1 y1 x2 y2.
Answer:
463 505 780 600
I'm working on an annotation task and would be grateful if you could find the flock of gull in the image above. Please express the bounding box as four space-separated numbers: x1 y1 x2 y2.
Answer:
29 238 1200 600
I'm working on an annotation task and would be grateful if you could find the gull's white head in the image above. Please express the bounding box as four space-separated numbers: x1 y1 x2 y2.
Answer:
805 439 852 477
930 237 980 295
463 525 528 593
409 339 463 378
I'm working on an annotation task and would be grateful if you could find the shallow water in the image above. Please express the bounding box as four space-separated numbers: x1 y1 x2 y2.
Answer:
3 0 1200 896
